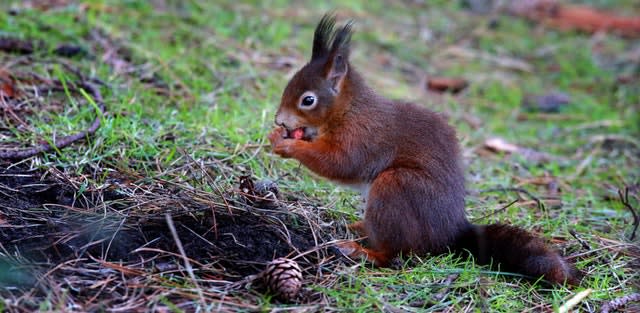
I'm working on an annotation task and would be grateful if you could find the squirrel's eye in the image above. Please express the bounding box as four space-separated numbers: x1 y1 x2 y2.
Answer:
302 96 315 106
298 91 318 110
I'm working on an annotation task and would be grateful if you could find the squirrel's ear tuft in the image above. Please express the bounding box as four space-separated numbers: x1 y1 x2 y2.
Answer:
329 20 353 58
311 13 354 94
312 13 336 60
311 13 354 61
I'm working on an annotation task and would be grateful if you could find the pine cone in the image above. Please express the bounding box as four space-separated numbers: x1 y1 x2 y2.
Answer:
263 257 302 301
238 175 279 208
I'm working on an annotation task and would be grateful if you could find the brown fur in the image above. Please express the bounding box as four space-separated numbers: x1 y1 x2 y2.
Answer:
268 14 579 285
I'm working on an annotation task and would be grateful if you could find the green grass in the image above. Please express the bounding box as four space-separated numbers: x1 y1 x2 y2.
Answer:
1 0 639 312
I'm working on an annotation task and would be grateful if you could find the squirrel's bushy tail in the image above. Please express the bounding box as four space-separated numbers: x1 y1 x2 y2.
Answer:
455 223 580 285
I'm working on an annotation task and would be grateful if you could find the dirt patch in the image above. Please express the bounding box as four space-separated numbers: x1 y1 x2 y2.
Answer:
0 165 334 309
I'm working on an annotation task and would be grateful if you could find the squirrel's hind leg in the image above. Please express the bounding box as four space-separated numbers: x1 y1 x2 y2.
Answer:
336 241 394 267
347 220 367 237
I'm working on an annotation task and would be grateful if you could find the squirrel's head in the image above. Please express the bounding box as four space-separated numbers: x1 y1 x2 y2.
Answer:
275 14 353 141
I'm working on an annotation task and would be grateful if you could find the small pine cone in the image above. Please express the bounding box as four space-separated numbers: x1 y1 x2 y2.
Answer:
238 176 279 208
253 179 279 207
263 257 302 301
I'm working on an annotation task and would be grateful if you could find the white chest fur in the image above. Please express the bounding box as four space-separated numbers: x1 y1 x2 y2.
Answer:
341 182 371 201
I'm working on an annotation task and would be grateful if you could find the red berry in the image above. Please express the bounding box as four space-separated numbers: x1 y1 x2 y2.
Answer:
291 128 304 140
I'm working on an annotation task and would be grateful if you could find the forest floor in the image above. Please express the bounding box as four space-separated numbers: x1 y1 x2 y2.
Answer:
0 0 638 312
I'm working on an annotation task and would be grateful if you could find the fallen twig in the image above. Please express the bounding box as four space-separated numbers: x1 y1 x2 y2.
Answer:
559 288 593 313
0 36 87 57
479 187 545 211
0 95 33 131
601 293 640 313
618 187 639 241
0 81 106 159
432 273 460 302
0 37 37 54
569 229 591 251
165 213 207 307
472 198 519 222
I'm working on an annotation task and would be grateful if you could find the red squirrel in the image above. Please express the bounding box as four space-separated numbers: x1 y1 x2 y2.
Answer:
268 14 579 285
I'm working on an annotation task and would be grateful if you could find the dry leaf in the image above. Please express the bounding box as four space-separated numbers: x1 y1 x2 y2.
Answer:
0 70 20 99
509 0 640 38
483 137 554 164
484 137 520 153
0 82 17 98
426 76 469 94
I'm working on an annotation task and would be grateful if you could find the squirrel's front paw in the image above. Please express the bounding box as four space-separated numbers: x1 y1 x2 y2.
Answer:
268 127 296 158
272 140 297 158
268 127 286 146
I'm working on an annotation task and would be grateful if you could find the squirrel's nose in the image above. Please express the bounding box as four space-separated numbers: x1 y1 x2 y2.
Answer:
274 113 283 127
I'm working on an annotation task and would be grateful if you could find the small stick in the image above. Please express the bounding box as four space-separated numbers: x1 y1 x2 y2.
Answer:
1 95 33 131
472 198 518 222
601 293 640 313
480 187 545 211
165 213 206 307
618 187 639 240
569 229 591 250
432 273 460 302
0 82 106 159
558 288 593 313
